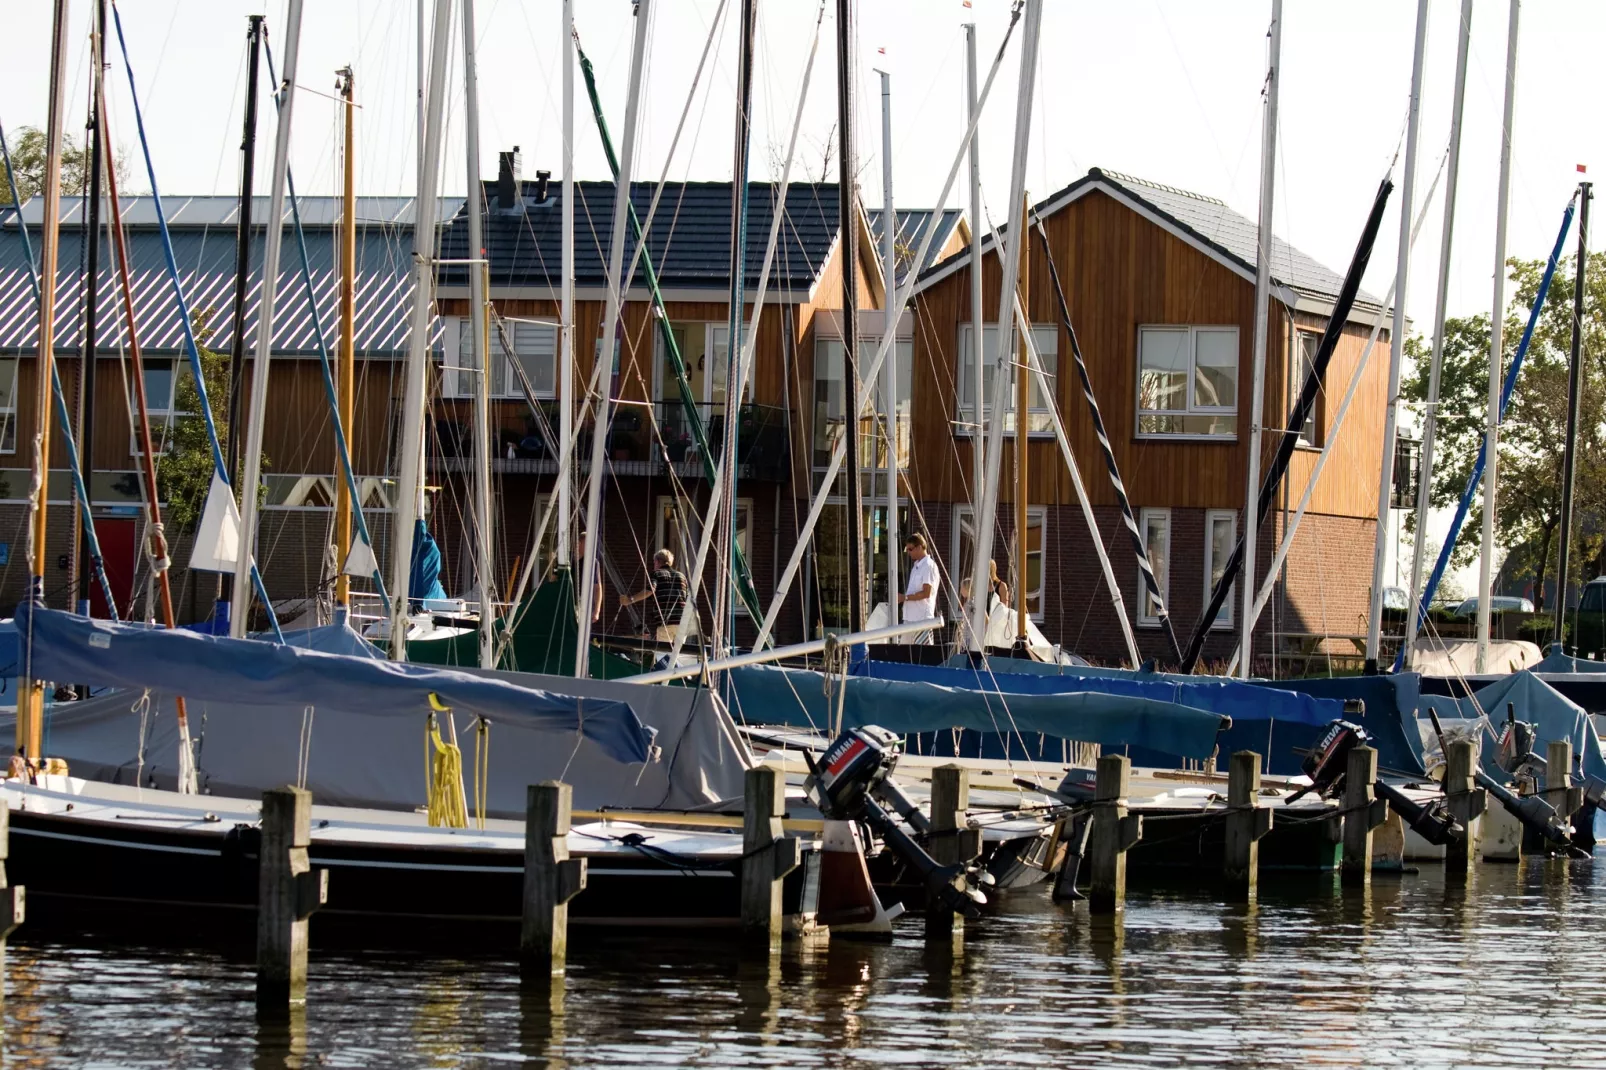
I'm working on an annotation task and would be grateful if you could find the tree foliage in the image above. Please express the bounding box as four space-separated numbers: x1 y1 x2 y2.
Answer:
1 124 131 203
1402 248 1606 609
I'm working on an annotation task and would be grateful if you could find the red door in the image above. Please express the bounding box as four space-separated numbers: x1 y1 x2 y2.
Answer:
89 518 138 620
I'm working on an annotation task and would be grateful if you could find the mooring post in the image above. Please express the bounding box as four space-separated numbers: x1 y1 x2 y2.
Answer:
742 766 801 943
926 764 982 939
1530 739 1585 857
1443 739 1486 877
0 800 24 1012
1089 754 1142 914
1340 747 1387 886
257 787 327 1007
1224 750 1273 897
522 781 587 980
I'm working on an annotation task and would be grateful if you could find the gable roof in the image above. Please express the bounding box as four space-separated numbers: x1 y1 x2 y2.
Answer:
437 180 841 298
915 167 1384 317
865 208 965 287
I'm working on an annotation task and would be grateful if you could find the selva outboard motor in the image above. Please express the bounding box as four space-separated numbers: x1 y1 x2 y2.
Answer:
806 726 983 918
1286 720 1371 803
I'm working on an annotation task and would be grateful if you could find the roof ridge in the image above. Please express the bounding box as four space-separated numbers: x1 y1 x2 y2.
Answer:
1091 167 1227 207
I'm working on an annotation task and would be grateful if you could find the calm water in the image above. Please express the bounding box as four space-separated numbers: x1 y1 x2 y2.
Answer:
6 861 1606 1069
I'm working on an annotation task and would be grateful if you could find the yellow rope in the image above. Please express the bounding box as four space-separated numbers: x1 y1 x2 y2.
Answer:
425 708 468 829
473 716 490 831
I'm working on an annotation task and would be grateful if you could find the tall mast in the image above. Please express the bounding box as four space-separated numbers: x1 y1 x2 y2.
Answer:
1240 0 1281 679
231 0 303 637
76 0 108 620
1478 0 1520 675
877 67 900 626
964 22 984 632
1013 193 1030 647
717 0 756 655
20 0 73 763
558 0 575 567
575 0 653 672
462 0 495 668
836 0 865 634
1553 179 1591 652
1365 0 1429 674
1405 0 1473 669
969 0 1043 652
391 0 455 661
221 14 264 633
335 66 356 617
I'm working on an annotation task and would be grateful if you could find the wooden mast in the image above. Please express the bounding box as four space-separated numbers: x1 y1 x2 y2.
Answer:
335 66 356 614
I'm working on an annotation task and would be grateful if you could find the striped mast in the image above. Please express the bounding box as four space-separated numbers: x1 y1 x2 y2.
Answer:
1033 214 1173 661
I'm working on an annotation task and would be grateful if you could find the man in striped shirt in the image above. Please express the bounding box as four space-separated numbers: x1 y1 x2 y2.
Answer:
624 548 691 643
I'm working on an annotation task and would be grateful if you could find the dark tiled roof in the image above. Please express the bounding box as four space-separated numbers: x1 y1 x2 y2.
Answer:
438 180 841 293
0 195 439 356
866 208 964 286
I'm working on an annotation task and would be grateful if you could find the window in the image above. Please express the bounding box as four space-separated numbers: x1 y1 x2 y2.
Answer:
0 357 17 454
133 359 180 455
1205 509 1236 628
813 338 909 469
1138 507 1170 626
654 494 751 614
1289 329 1321 446
951 504 1045 621
1136 325 1239 437
956 323 1057 436
444 316 558 400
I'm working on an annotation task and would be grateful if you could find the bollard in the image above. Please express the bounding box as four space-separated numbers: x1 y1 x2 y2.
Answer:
522 781 587 980
1527 740 1585 857
1223 751 1273 897
1443 740 1486 878
926 765 982 939
1089 755 1142 914
1339 747 1387 886
257 787 327 1007
0 800 23 1012
741 766 801 943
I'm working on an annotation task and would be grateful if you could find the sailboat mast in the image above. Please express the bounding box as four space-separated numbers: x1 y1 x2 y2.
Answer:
1552 180 1591 652
1405 0 1473 670
559 0 575 568
575 0 653 673
221 14 264 632
1478 0 1520 675
1240 0 1281 680
231 0 303 637
76 0 108 620
1365 0 1429 674
391 0 455 662
964 23 984 629
836 0 865 634
335 66 356 615
1014 194 1029 646
20 0 73 762
462 0 496 669
877 68 900 628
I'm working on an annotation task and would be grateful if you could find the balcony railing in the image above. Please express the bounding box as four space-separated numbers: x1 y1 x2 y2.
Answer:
427 401 791 482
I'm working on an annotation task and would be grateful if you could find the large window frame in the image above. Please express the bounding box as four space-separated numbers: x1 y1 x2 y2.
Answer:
955 322 1058 438
1137 507 1171 627
1288 328 1323 448
1205 508 1236 629
653 494 752 616
442 315 559 401
950 503 1046 622
131 357 182 456
1135 324 1240 440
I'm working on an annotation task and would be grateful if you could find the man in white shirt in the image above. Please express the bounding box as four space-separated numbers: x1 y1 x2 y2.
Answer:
897 533 940 642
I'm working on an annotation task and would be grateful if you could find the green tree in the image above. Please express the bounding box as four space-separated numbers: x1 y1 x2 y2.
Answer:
1 124 131 203
1402 249 1606 610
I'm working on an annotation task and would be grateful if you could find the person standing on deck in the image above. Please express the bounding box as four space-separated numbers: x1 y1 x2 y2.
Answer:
623 548 690 643
898 534 940 643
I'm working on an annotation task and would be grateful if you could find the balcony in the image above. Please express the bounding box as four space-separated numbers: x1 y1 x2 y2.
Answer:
427 401 791 482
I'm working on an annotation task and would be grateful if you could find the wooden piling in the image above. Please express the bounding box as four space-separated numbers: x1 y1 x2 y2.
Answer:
1340 747 1387 886
926 764 982 938
1223 751 1273 897
521 781 587 980
1527 739 1585 856
1443 740 1486 878
1089 754 1142 914
257 787 326 1007
0 801 23 1012
741 766 801 943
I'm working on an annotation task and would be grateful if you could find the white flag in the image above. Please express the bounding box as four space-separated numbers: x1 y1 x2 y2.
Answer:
342 534 378 578
189 472 242 573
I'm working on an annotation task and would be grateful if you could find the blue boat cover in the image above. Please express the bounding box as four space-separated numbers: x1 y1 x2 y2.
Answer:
15 602 655 765
1420 670 1606 782
724 663 1229 759
410 519 447 606
1533 652 1606 674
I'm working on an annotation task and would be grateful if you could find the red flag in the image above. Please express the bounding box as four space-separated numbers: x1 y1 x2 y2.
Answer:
1579 164 1589 174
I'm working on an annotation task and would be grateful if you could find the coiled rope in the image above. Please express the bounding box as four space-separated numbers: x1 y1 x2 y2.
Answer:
424 696 468 829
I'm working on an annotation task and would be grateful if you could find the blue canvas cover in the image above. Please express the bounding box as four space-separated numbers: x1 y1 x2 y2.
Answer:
410 519 447 606
1534 652 1606 674
1420 670 1606 783
15 602 655 765
724 663 1229 759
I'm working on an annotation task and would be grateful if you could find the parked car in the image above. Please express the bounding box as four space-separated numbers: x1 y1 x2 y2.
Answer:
1451 595 1535 618
1572 577 1606 657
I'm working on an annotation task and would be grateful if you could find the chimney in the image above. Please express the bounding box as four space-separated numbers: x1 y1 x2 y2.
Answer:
497 146 521 210
534 169 551 204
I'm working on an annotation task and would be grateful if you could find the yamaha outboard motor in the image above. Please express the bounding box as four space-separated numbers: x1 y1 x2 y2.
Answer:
1497 702 1548 781
1286 720 1371 803
805 726 983 918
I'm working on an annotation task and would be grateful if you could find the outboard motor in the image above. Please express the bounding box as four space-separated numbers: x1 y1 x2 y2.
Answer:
1374 780 1464 846
1286 720 1372 803
1475 769 1590 859
805 726 983 918
1497 703 1548 781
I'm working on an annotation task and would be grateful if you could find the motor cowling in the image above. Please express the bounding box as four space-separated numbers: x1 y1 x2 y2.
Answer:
1286 719 1371 803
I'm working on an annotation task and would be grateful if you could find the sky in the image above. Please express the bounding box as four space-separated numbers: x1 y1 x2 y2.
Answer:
6 0 1601 333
